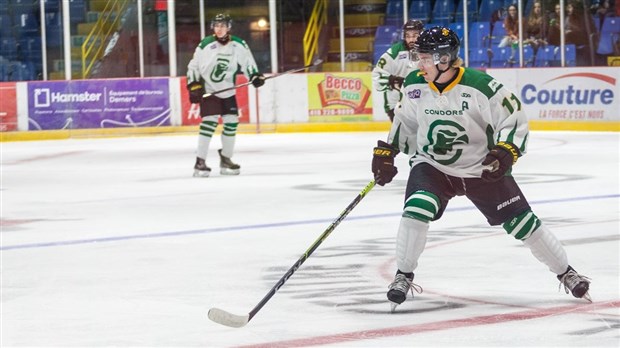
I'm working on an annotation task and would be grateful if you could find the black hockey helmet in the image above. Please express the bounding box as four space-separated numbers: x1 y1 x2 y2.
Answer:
403 19 424 32
211 13 232 30
414 26 460 65
402 19 424 50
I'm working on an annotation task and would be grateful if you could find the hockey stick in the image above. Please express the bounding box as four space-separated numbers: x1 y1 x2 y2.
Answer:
202 59 323 98
208 180 376 328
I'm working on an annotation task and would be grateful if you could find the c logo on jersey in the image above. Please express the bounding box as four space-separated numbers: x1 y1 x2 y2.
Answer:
210 57 230 82
422 120 469 165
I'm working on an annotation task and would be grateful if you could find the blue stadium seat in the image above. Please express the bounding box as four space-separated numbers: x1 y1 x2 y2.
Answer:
46 25 63 47
70 0 86 23
479 0 504 22
44 0 61 12
455 0 478 23
469 47 491 68
373 43 392 65
0 14 12 39
565 44 576 66
469 21 491 48
521 45 536 66
0 57 9 81
432 0 456 25
384 16 403 27
490 46 515 67
449 22 465 42
13 12 39 38
409 0 432 23
9 60 35 81
374 25 399 46
0 37 18 60
385 0 404 18
541 45 559 66
596 17 620 55
491 21 508 46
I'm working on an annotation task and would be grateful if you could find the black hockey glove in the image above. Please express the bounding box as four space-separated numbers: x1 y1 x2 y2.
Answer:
388 75 404 90
372 140 399 186
187 82 204 104
250 73 265 88
481 141 520 182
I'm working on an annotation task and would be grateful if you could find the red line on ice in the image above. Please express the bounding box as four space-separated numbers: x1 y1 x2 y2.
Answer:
236 301 620 348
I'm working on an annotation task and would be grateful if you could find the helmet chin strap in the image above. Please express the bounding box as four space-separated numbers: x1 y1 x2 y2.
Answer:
433 64 450 83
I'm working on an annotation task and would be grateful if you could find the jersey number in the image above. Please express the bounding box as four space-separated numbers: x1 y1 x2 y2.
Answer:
502 94 522 114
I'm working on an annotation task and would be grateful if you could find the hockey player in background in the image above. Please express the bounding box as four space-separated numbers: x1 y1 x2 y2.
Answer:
371 19 423 122
186 13 265 177
370 27 591 312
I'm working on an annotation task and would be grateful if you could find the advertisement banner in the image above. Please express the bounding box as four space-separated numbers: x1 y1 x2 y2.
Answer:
27 78 171 130
179 75 250 126
0 82 18 132
488 67 620 122
307 72 373 122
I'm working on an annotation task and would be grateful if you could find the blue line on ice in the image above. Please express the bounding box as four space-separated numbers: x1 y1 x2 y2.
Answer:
2 194 618 251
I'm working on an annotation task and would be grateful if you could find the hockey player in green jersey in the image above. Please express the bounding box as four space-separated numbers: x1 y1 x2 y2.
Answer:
187 13 265 177
371 19 423 121
371 26 591 312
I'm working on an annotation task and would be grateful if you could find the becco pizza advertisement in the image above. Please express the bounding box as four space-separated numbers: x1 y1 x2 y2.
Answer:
307 72 373 122
0 82 18 132
488 67 619 122
179 75 250 126
27 78 171 130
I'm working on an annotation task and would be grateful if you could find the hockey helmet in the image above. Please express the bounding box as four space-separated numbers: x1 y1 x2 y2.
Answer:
402 19 424 50
211 13 232 30
414 26 461 65
402 19 424 32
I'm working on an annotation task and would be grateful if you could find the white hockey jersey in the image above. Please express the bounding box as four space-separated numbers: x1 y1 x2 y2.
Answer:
371 41 418 112
187 35 260 99
389 67 529 178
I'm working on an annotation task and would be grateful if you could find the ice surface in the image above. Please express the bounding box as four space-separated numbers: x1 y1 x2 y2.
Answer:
2 131 619 347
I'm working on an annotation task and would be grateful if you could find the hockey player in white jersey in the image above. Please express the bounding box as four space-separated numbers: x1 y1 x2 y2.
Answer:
370 27 591 312
187 13 265 177
371 19 423 121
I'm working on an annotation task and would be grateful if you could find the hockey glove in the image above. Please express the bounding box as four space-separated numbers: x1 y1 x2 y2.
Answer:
250 74 265 88
388 75 404 90
481 141 520 182
188 82 204 104
372 140 399 186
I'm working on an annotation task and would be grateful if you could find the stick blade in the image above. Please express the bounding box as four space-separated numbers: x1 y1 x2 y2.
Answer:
312 58 324 66
208 307 250 328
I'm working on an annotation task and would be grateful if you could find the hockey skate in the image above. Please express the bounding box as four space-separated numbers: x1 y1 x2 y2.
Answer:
218 149 240 175
558 266 592 302
387 272 423 313
193 157 211 177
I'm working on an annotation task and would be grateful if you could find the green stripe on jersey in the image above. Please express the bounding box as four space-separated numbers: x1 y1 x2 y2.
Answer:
387 42 408 60
198 35 217 49
403 69 426 87
459 68 503 100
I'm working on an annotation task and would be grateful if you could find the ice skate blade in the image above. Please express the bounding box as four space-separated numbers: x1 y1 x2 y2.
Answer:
582 292 592 303
193 169 211 177
220 168 240 175
390 302 398 313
